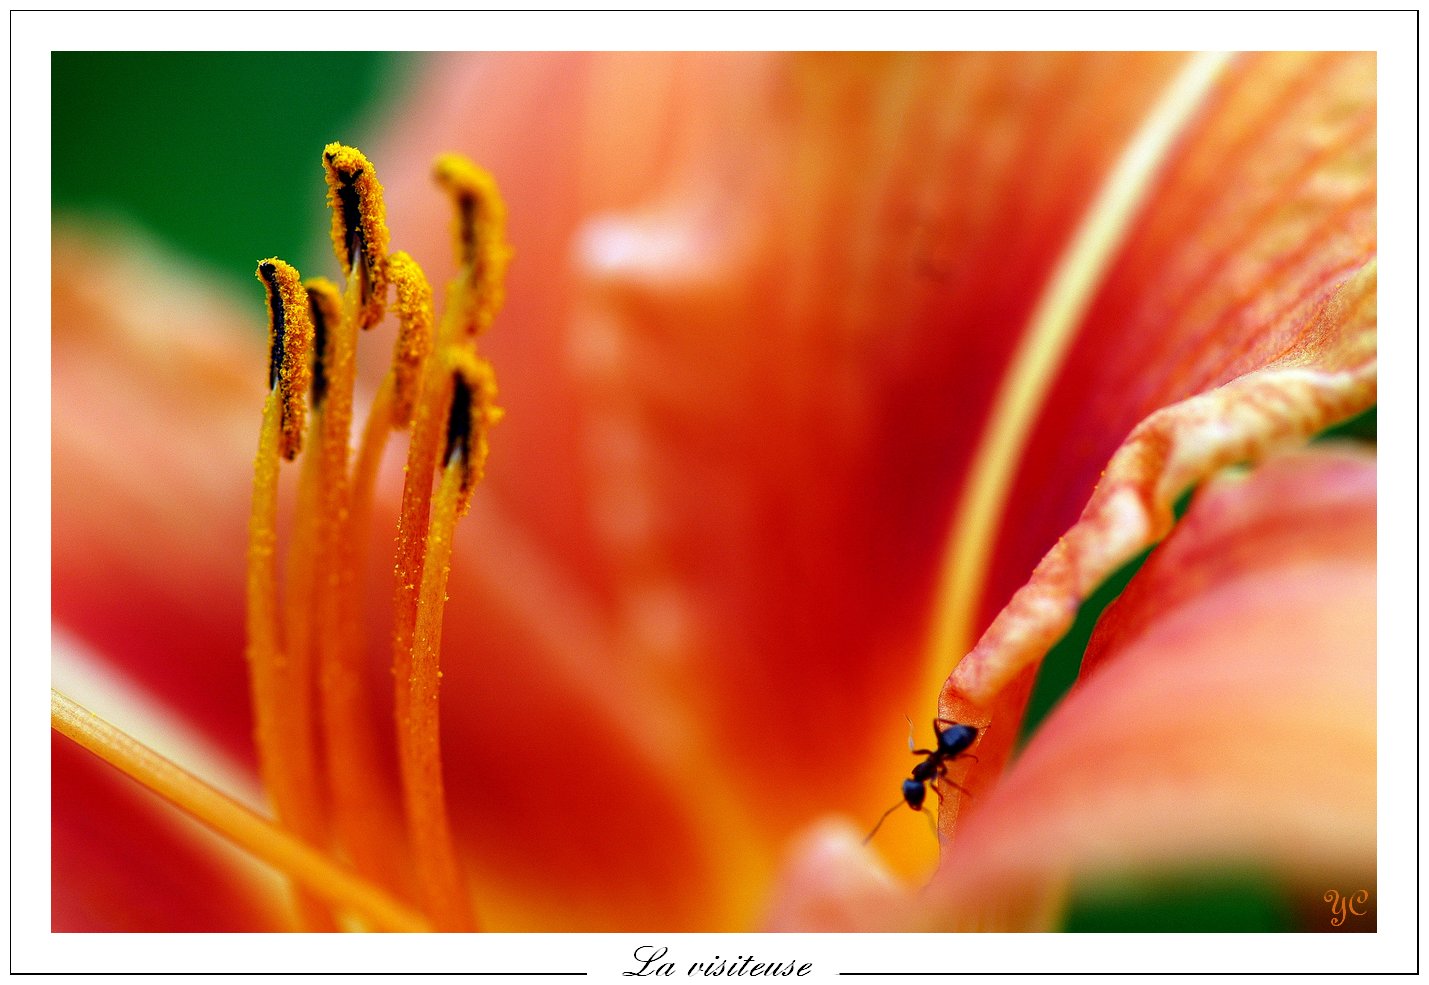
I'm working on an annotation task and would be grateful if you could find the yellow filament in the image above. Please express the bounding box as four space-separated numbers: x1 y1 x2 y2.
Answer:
276 411 331 887
51 689 429 933
389 349 457 921
921 52 1232 695
314 256 409 897
401 460 477 930
232 144 504 932
388 155 509 929
244 391 335 929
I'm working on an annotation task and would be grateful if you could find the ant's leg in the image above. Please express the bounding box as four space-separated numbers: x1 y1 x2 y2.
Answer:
937 764 973 798
863 801 905 846
908 717 940 756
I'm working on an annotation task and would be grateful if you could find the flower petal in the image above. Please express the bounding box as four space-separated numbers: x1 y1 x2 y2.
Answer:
926 447 1375 929
766 446 1374 931
52 227 267 764
939 53 1376 803
381 54 1196 871
51 225 744 929
52 733 285 931
761 820 908 933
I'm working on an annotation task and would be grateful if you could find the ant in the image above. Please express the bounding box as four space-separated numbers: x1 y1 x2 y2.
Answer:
863 717 980 844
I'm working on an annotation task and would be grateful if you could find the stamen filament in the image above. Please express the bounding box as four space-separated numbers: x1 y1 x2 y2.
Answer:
401 459 477 931
239 144 505 932
385 159 509 929
51 689 429 933
315 268 409 895
247 368 333 928
390 346 461 925
391 325 458 758
275 411 332 918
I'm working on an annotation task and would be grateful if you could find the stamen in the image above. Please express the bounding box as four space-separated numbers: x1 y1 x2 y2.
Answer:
245 288 333 928
322 143 390 329
51 689 429 933
385 154 510 931
275 416 331 924
387 251 435 429
434 153 512 337
256 259 313 459
390 347 500 931
443 348 504 516
240 144 507 933
304 277 342 408
312 218 409 898
401 459 476 930
444 370 472 468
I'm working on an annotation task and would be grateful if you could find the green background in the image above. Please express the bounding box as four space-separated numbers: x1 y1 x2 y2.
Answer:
53 52 410 293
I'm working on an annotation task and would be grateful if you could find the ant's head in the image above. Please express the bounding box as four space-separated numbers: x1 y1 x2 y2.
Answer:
902 777 926 811
936 722 978 758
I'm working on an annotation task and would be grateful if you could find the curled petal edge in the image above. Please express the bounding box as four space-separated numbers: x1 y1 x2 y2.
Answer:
939 260 1376 821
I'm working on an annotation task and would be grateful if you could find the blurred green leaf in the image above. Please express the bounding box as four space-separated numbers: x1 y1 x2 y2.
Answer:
1313 404 1377 445
53 52 409 297
1062 866 1298 932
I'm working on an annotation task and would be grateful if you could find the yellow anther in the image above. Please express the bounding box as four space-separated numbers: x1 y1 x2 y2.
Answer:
441 346 503 515
387 252 435 429
304 277 342 407
256 258 314 460
322 143 390 329
433 153 512 337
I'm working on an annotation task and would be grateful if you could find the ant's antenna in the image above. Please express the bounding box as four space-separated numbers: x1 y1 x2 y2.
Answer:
904 714 916 753
863 800 904 845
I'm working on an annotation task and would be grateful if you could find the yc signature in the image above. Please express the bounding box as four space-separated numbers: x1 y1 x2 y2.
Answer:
1323 889 1370 927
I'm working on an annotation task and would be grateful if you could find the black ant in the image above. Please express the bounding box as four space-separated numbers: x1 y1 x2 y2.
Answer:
863 717 980 844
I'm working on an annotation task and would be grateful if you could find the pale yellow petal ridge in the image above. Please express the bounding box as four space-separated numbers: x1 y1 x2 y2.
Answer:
51 689 430 932
948 261 1375 705
922 51 1232 696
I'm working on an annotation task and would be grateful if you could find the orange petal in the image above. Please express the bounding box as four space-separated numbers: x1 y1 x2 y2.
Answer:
52 725 285 931
380 54 1193 863
924 447 1375 929
940 53 1375 804
51 225 744 930
761 820 909 932
52 227 267 763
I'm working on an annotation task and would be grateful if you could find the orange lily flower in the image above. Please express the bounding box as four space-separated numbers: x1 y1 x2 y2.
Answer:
51 51 1375 934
